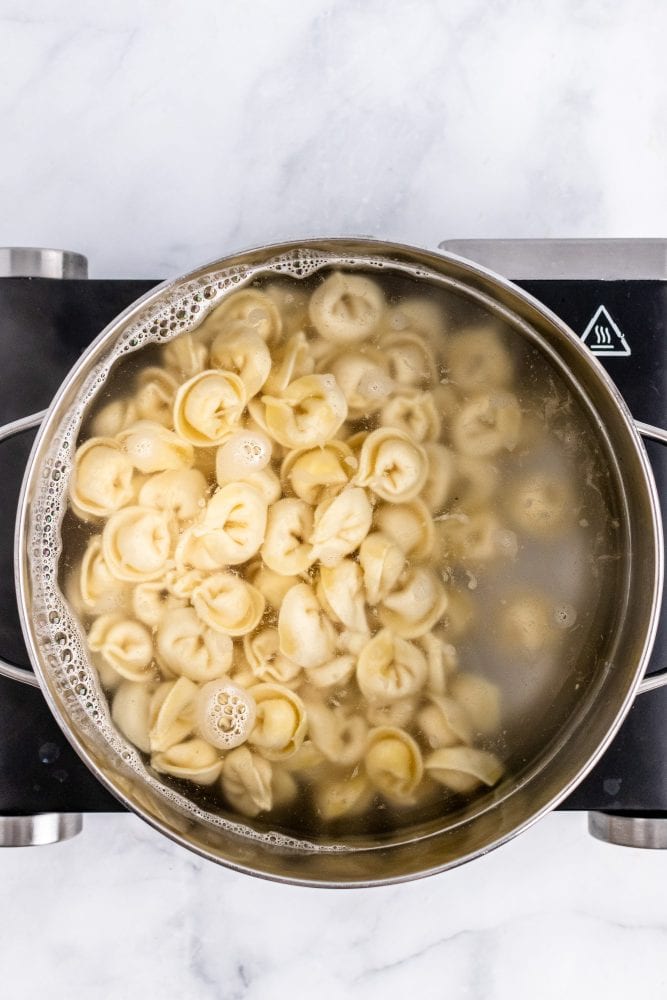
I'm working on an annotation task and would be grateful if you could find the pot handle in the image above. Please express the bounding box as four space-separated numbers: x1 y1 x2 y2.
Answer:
0 410 47 687
636 420 667 693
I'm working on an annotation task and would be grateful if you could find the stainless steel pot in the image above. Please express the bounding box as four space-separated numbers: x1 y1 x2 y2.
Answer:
1 238 666 886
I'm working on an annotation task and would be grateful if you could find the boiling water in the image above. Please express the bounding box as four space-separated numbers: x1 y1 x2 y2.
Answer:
34 249 623 848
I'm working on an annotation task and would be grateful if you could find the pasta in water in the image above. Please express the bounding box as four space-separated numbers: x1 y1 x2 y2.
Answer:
103 506 175 583
177 483 267 568
70 438 135 518
280 440 354 506
354 427 428 503
309 487 373 567
173 370 246 446
68 264 612 839
88 613 154 683
309 272 385 343
262 374 347 449
156 607 233 681
210 326 272 400
261 498 314 575
278 583 337 669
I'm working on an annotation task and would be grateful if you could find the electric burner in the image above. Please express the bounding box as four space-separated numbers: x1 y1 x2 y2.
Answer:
0 241 665 849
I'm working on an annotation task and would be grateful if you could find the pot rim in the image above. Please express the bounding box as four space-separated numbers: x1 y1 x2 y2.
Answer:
14 237 664 886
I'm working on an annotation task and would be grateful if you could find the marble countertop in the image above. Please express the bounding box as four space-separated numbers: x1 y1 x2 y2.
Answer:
1 1 667 997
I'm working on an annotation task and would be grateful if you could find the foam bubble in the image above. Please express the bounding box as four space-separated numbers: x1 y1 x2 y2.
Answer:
357 367 393 401
196 680 256 750
217 430 271 480
553 603 577 630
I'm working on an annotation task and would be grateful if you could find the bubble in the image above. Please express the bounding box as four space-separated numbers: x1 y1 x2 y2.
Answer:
196 681 256 750
217 430 272 480
553 603 577 630
357 366 393 401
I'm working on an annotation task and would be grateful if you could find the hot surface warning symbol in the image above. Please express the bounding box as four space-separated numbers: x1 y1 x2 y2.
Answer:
580 305 631 357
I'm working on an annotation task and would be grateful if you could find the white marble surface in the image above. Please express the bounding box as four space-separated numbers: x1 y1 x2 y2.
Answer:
1 0 667 997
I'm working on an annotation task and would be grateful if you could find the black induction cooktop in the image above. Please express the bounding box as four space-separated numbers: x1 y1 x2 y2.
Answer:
0 241 665 848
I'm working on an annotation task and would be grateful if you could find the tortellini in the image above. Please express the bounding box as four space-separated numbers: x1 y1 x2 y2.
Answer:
163 332 208 380
451 392 522 457
417 695 474 750
221 746 273 817
103 506 175 582
202 288 282 346
355 428 428 503
70 438 135 518
173 370 246 446
134 367 179 426
152 738 222 785
178 483 267 568
445 326 514 392
420 631 458 694
317 559 368 632
74 269 526 829
327 349 393 417
305 653 356 689
380 391 441 443
378 567 448 638
449 673 501 736
242 628 301 685
210 326 272 399
138 468 208 521
382 296 446 347
278 583 337 669
149 677 198 752
215 433 281 504
437 510 517 564
132 580 187 629
358 532 405 606
506 472 572 538
156 607 233 681
118 421 194 474
309 487 373 567
421 444 454 514
379 328 437 387
77 536 130 615
262 374 347 449
309 272 385 343
90 398 138 438
192 572 265 637
424 746 504 795
261 498 314 575
111 681 154 753
315 773 373 821
88 613 154 683
499 593 555 653
281 440 354 506
262 331 314 394
365 727 424 804
356 629 428 702
374 499 435 561
246 561 301 610
306 699 368 767
248 683 307 760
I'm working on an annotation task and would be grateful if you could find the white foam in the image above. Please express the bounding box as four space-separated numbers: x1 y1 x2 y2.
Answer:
196 680 256 750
